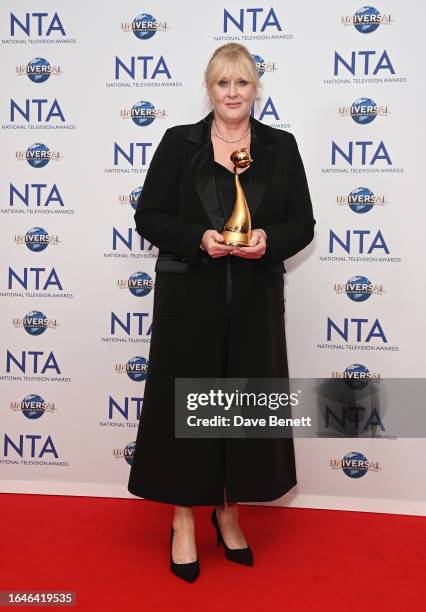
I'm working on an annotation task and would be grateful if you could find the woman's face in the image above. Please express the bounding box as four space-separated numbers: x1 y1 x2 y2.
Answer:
209 73 255 124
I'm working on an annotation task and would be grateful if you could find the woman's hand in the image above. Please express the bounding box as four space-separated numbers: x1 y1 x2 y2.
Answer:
230 229 267 259
201 230 234 258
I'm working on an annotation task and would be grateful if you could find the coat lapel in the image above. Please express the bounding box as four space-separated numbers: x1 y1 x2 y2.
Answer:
187 113 225 232
186 112 274 231
245 119 271 221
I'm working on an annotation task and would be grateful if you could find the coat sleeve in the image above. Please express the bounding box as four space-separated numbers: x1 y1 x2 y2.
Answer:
260 133 316 269
133 128 208 263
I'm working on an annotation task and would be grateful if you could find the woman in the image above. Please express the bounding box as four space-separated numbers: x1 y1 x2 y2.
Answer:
127 43 315 582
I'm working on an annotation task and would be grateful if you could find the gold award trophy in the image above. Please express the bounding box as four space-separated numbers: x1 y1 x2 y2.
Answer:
221 147 253 246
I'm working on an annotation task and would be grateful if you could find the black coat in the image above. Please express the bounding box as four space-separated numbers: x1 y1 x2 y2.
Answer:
127 111 315 506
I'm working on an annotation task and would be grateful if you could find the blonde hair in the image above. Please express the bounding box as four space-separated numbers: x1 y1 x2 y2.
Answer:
204 43 261 101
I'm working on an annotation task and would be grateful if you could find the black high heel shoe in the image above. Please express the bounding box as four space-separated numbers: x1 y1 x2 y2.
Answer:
211 508 254 566
170 527 200 583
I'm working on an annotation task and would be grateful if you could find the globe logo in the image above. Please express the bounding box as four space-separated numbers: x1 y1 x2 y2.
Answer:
350 98 377 124
131 101 156 127
348 187 375 214
124 441 136 465
251 54 266 78
130 187 143 211
25 227 49 252
344 364 371 390
27 143 51 168
23 310 48 336
128 271 153 297
353 6 381 33
132 14 158 40
27 57 51 83
21 394 46 419
126 356 149 382
342 451 369 478
345 275 372 302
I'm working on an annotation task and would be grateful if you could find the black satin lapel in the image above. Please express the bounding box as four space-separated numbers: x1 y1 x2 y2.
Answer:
245 139 269 221
190 139 225 232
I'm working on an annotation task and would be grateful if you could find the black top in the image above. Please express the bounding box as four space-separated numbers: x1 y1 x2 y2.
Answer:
214 161 251 220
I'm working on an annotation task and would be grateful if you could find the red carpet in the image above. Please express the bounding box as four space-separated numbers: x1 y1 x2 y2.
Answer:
1 493 424 611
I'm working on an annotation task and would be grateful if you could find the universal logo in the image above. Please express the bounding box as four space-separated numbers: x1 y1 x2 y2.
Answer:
117 271 154 297
330 452 382 478
331 364 381 385
13 311 58 334
250 54 278 78
337 188 386 213
113 441 136 465
334 276 384 301
15 143 61 168
16 58 62 83
120 101 166 127
119 186 142 210
15 229 60 249
121 13 168 39
115 356 149 381
338 98 390 124
341 7 393 33
10 394 56 418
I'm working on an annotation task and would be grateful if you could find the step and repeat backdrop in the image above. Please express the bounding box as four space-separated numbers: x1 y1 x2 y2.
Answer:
1 1 425 515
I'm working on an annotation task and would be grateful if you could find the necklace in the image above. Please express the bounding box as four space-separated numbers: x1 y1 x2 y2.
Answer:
212 120 251 143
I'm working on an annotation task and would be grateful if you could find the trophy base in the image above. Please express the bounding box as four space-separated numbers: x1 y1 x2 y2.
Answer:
222 230 251 247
